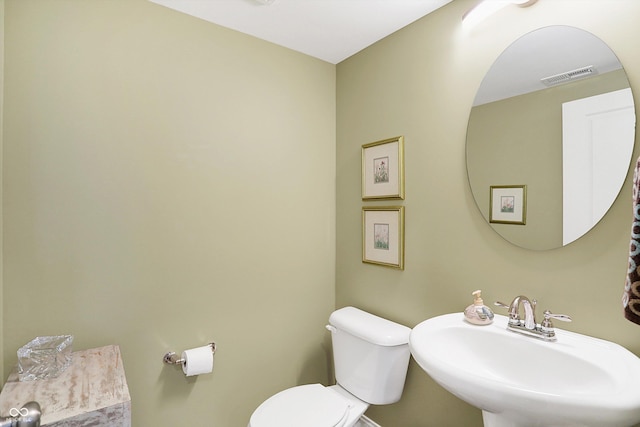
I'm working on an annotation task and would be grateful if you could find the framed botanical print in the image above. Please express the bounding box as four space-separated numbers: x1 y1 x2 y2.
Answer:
361 136 405 200
362 206 405 269
489 185 527 225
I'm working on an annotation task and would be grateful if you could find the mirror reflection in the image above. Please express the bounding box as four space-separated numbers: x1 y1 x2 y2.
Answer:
467 26 636 250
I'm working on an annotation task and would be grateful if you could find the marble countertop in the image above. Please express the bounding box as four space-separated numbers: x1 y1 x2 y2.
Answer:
0 345 130 426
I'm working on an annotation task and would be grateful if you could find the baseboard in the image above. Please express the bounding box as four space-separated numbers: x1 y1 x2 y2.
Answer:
356 415 382 427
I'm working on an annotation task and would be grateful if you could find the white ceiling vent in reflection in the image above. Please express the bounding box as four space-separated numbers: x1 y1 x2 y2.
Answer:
540 65 597 87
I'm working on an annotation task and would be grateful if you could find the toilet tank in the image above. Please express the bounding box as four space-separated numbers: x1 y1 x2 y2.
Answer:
328 307 411 405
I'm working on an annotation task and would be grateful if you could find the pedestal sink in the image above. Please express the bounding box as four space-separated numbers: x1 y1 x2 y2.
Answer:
410 313 640 427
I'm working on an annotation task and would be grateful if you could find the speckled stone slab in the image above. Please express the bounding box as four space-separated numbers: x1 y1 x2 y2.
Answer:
0 345 131 426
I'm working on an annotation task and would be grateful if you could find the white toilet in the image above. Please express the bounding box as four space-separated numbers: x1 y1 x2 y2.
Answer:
249 306 412 427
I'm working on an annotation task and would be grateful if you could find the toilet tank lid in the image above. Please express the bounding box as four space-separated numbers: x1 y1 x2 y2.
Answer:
329 307 411 346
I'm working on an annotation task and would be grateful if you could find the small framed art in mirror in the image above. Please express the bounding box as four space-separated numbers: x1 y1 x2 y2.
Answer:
490 185 527 225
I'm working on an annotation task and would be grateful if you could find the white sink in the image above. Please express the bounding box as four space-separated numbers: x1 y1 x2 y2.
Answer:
410 313 640 427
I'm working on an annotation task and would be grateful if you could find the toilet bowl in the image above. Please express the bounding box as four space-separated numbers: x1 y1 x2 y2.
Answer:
248 384 368 427
248 307 412 427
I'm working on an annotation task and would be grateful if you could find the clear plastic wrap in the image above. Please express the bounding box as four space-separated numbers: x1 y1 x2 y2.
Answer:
17 335 74 381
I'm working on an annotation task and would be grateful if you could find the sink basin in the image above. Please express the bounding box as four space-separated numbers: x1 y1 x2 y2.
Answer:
410 313 640 427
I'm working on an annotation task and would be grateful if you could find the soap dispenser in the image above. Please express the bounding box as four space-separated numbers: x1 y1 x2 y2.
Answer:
464 290 494 325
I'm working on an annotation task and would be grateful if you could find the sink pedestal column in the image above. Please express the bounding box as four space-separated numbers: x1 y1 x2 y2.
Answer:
483 411 528 427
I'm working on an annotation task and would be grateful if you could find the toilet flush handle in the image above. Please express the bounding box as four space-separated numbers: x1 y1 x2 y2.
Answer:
326 325 337 333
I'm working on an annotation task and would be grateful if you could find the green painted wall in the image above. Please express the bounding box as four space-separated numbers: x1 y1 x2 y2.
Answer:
2 0 335 425
336 0 640 425
0 0 4 385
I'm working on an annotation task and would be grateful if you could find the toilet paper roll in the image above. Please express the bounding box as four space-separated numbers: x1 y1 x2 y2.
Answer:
181 345 214 376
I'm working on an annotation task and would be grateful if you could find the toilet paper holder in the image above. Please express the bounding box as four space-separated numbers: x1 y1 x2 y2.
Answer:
163 342 216 366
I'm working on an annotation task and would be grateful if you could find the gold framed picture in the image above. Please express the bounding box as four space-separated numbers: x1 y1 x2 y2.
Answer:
489 185 527 225
362 206 405 270
361 136 405 200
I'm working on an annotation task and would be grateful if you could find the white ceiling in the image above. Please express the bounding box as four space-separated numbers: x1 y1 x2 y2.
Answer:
148 1 624 104
149 0 453 64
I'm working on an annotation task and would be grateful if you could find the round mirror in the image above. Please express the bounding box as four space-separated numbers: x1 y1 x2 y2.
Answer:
466 26 636 250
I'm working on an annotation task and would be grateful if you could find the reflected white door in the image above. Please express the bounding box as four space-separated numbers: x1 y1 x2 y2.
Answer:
562 88 635 246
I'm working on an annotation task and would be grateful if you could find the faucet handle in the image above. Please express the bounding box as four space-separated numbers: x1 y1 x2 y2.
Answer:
540 310 571 340
494 301 520 326
542 310 572 323
494 301 514 318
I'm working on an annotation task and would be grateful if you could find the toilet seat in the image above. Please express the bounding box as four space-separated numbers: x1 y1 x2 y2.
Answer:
249 384 351 427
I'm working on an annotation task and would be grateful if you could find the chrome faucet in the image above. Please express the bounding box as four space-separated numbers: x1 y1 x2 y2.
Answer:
0 402 41 427
495 296 571 341
508 295 537 329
